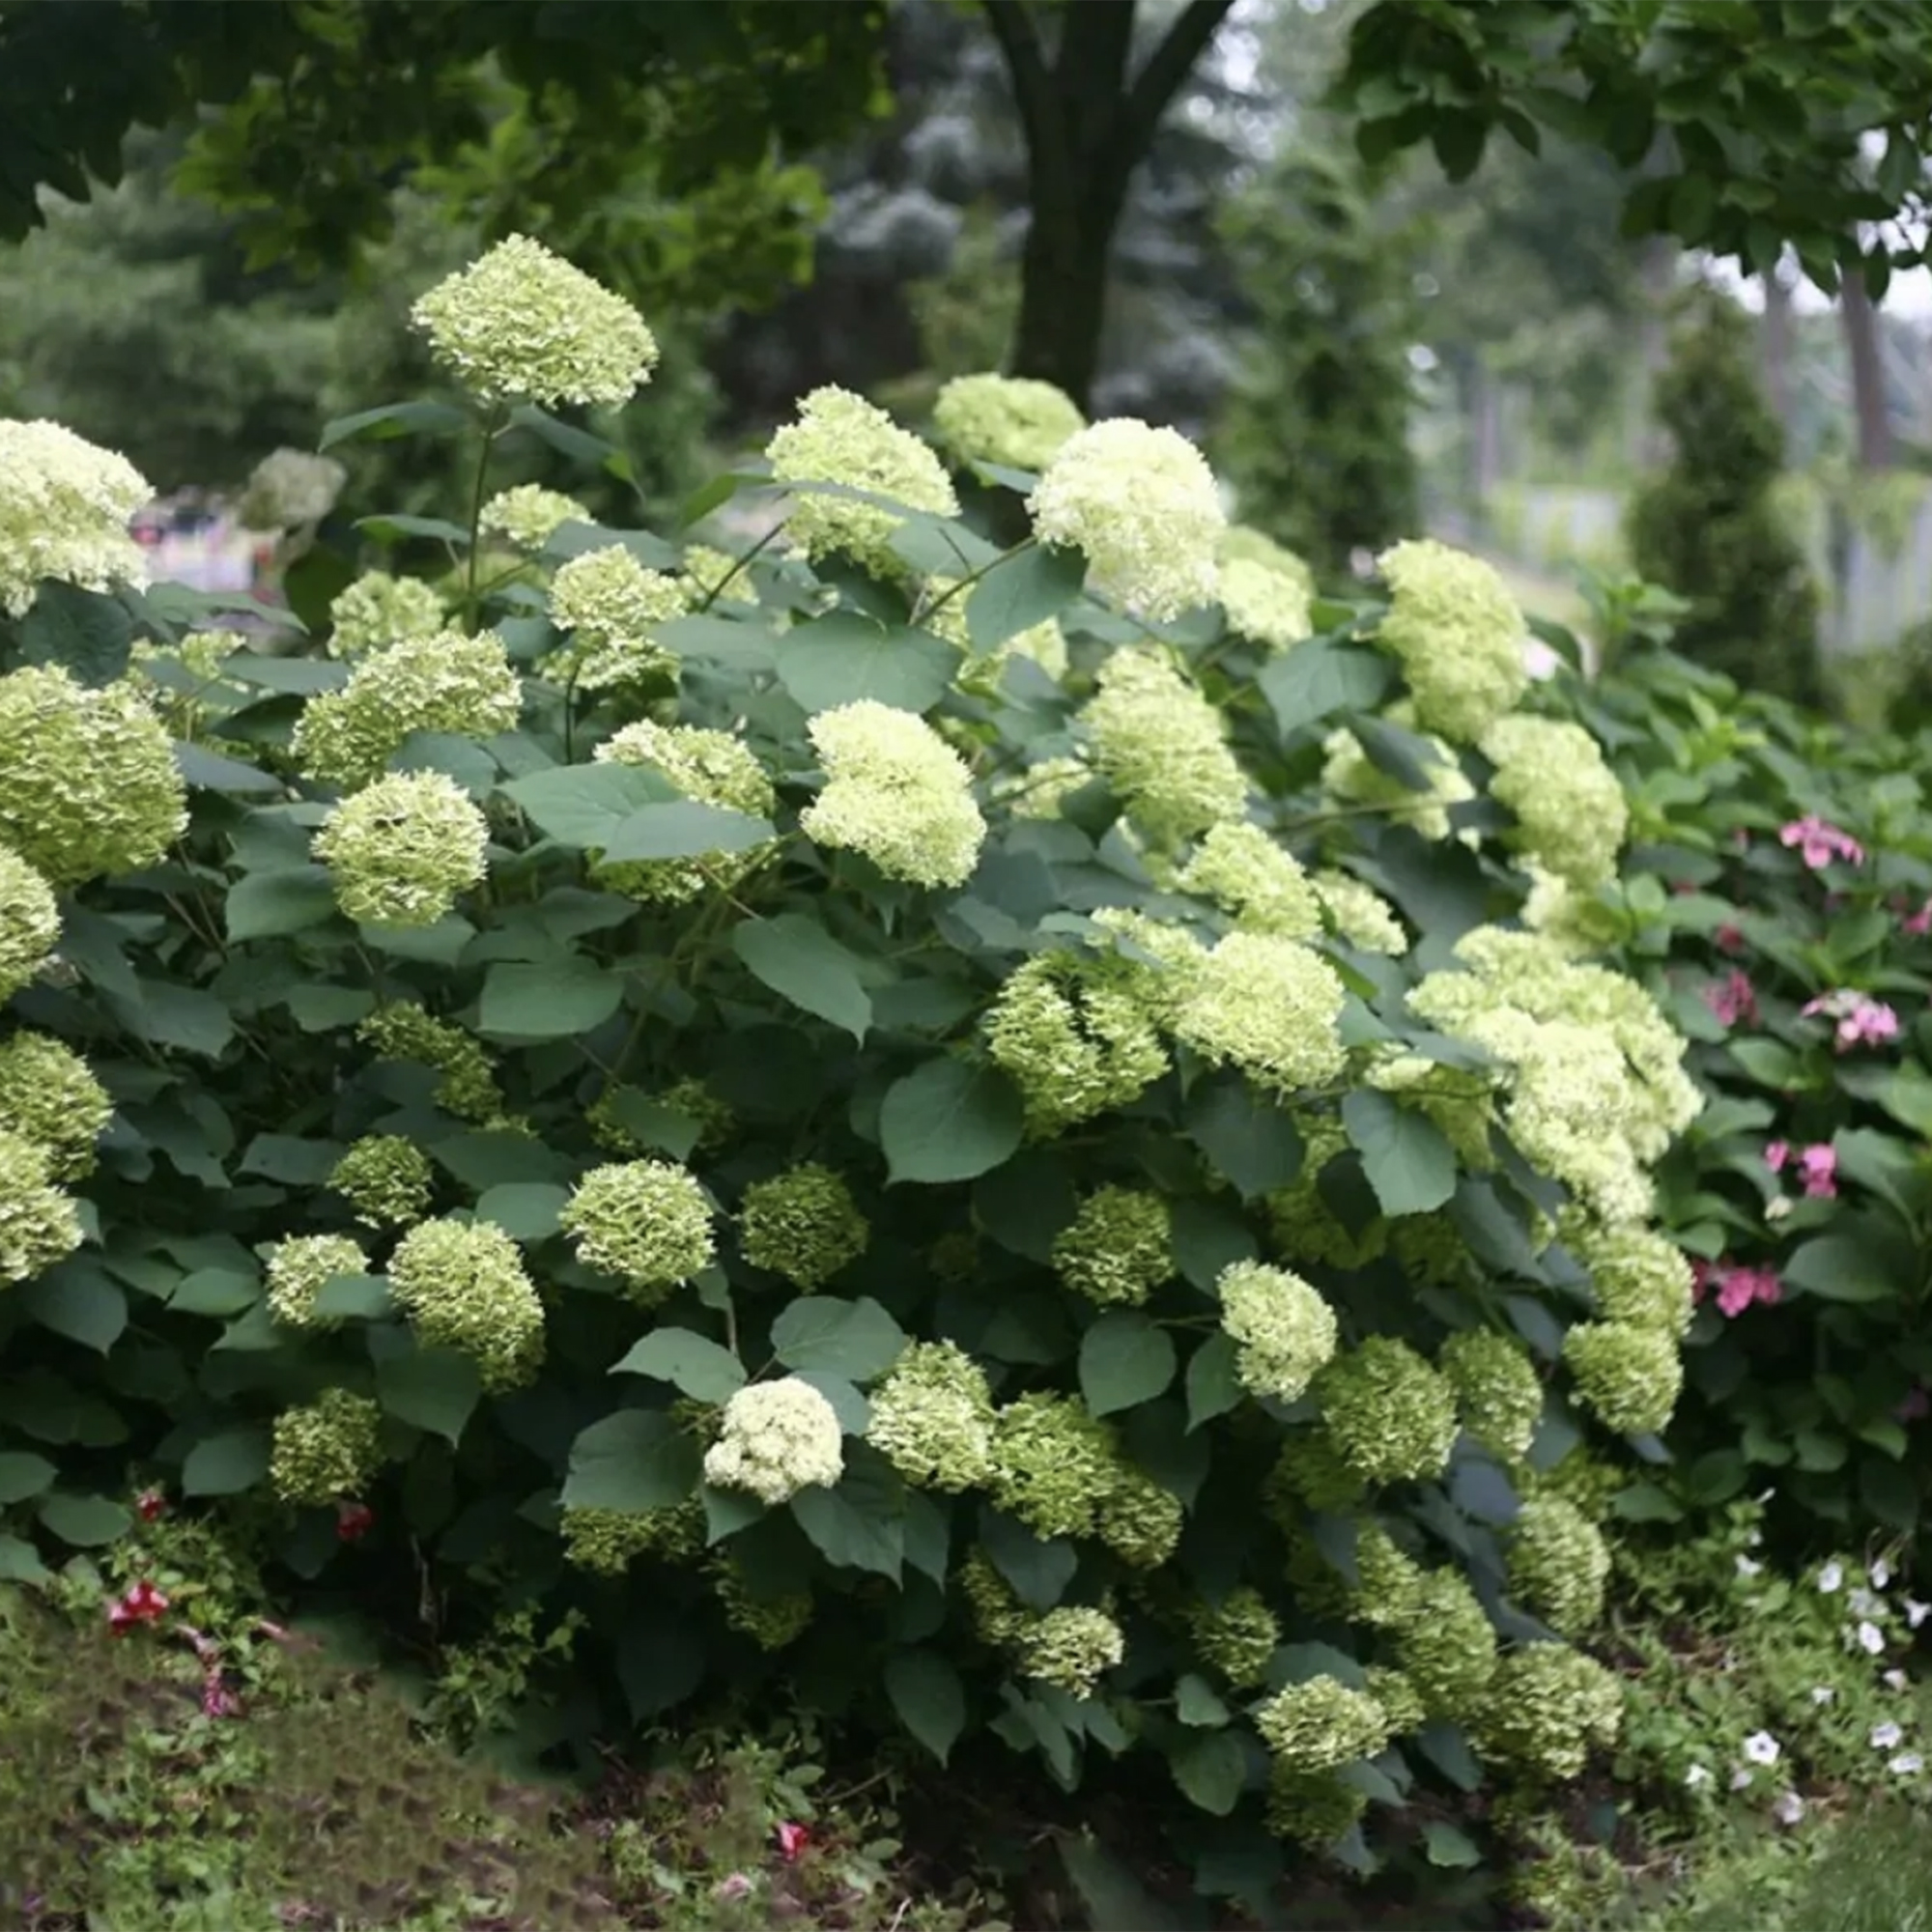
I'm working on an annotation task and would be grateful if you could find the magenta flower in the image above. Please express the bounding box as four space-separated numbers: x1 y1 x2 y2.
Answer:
1798 1144 1837 1199
775 1821 810 1862
1706 970 1758 1027
1780 816 1864 869
1839 1000 1900 1050
200 1671 242 1719
107 1579 169 1633
1765 1141 1790 1173
1715 1265 1782 1318
1904 900 1932 937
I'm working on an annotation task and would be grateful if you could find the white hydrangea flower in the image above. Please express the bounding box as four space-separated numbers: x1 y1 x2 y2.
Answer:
703 1378 844 1506
0 419 150 617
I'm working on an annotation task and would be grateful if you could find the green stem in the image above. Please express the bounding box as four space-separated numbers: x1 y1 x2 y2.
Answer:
915 534 1039 625
463 406 508 632
694 521 789 612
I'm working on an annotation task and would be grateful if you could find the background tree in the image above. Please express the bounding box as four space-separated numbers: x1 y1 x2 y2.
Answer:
1626 293 1822 702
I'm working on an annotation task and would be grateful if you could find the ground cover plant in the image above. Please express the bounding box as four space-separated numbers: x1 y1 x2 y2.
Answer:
0 235 1720 1914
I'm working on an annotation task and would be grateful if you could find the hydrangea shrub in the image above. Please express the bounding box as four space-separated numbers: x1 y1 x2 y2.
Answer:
0 239 1708 1887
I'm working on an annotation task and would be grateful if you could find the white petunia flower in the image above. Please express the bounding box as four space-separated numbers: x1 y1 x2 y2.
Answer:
1872 1559 1892 1590
1858 1621 1887 1656
1886 1669 1909 1692
1811 1686 1835 1706
1736 1554 1764 1578
1772 1790 1804 1826
1907 1599 1931 1630
1872 1721 1905 1750
1684 1763 1714 1790
1892 1753 1925 1776
1818 1561 1844 1593
1742 1731 1780 1766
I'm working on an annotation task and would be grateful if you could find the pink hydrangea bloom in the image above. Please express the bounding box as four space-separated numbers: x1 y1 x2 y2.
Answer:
1780 816 1864 869
1903 900 1932 937
1765 1141 1790 1173
1706 970 1758 1027
1798 1143 1837 1199
1715 1265 1782 1318
1802 991 1902 1051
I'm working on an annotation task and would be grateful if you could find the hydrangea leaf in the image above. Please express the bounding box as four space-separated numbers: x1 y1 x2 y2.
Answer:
732 915 872 1041
885 1649 968 1765
778 612 961 716
1341 1091 1457 1217
182 1427 270 1497
611 1328 748 1406
770 1296 907 1384
564 1411 703 1515
964 542 1086 652
1078 1312 1178 1417
880 1057 1024 1185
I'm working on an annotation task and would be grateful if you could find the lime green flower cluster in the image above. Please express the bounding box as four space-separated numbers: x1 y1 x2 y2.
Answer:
264 1233 369 1329
0 1031 111 1179
1507 1497 1610 1638
1388 1569 1500 1719
269 1389 384 1505
1218 555 1313 651
1002 753 1091 822
867 1341 997 1492
592 720 777 904
1363 1667 1427 1736
1268 1429 1366 1516
702 1378 844 1506
543 545 685 692
1474 1643 1623 1779
294 631 523 790
1266 1766 1368 1851
1255 1675 1391 1775
313 770 489 927
0 418 149 617
1317 1338 1459 1485
588 1077 735 1158
561 1499 704 1577
1350 1525 1424 1629
1017 1605 1125 1697
1439 1329 1544 1463
1562 1321 1683 1436
411 233 658 409
0 667 185 886
983 952 1169 1137
327 570 445 657
1051 1186 1172 1307
1372 539 1528 743
738 1163 867 1289
0 1127 82 1284
931 372 1085 472
387 1217 545 1390
1481 714 1629 891
1520 864 1624 958
1172 933 1347 1097
1189 1586 1280 1688
236 446 345 531
479 484 588 551
1219 525 1314 591
1562 1211 1694 1340
1321 717 1473 842
713 1558 814 1651
1082 647 1247 847
327 1135 434 1231
801 699 985 889
988 1392 1121 1541
1090 906 1208 1026
1028 418 1224 621
1097 1467 1184 1569
1217 1261 1338 1401
1179 821 1321 938
678 544 753 604
767 384 958 569
561 1159 715 1305
356 1004 507 1125
1311 868 1408 955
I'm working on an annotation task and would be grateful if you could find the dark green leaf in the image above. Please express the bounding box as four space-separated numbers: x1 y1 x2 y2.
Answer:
356 513 471 545
176 744 281 792
476 957 623 1037
964 543 1086 651
376 1348 482 1445
16 581 134 684
1259 641 1392 736
183 1428 270 1496
611 1329 748 1404
652 613 780 671
310 1274 392 1321
1423 1821 1483 1869
732 915 872 1040
1078 1312 1178 1417
225 867 338 941
1341 1091 1456 1216
38 1492 130 1547
1058 1836 1181 1932
171 1268 260 1317
1783 1228 1913 1304
110 981 234 1058
1186 1073 1304 1199
498 762 671 847
320 400 471 448
597 801 775 864
240 1134 343 1184
790 1448 905 1579
885 1650 968 1765
20 1264 127 1352
473 1182 569 1240
1185 1333 1244 1431
0 1535 50 1583
779 612 961 715
1171 1730 1247 1815
561 1410 703 1513
880 1058 1024 1185
770 1296 908 1383
980 1507 1078 1610
0 1452 57 1504
972 1151 1077 1264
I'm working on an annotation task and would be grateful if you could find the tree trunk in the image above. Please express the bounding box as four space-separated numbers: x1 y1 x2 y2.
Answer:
1761 261 1795 444
1841 271 1893 469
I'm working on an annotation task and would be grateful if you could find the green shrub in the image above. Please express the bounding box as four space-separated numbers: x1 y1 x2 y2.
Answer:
0 239 1714 1901
1626 293 1821 703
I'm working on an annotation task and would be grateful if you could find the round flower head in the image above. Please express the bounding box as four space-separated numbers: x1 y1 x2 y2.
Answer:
1083 647 1247 847
1052 1186 1172 1307
738 1164 868 1291
327 1135 434 1231
1266 1767 1368 1851
1097 1465 1183 1568
1507 1496 1610 1638
0 848 59 1004
983 951 1170 1138
713 1558 814 1650
989 1392 1121 1542
1563 1321 1682 1437
1217 1261 1338 1402
1440 1329 1544 1463
269 1389 384 1506
313 770 488 928
593 719 777 905
1220 524 1315 592
1351 1526 1426 1630
1561 1212 1694 1340
1481 714 1628 890
767 384 958 569
1190 1587 1280 1688
479 484 589 551
1255 1676 1391 1775
411 234 659 409
0 419 150 617
294 631 523 790
1393 1569 1499 1718
1373 539 1528 743
561 1160 715 1305
0 1030 110 1179
356 1004 506 1125
1269 1429 1367 1517
1321 719 1473 842
931 372 1086 473
0 1126 81 1282
543 546 685 692
802 700 985 889
703 1377 844 1506
1172 933 1347 1097
1179 821 1322 938
868 1340 997 1492
387 1217 545 1390
1017 1605 1125 1696
264 1234 369 1330
1317 1338 1460 1485
0 668 185 887
1364 1667 1427 1739
561 1498 704 1577
1312 868 1407 955
1028 419 1224 621
1219 556 1313 652
234 446 346 532
327 571 445 658
1474 1643 1623 1779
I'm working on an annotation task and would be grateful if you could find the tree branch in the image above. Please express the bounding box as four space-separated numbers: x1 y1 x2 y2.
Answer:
1122 0 1239 156
980 0 1061 174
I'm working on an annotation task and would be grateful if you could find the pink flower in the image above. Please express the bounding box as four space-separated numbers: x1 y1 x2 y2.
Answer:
1713 1264 1782 1318
1780 816 1865 869
200 1671 241 1719
775 1821 810 1863
1716 923 1747 955
1798 1144 1838 1199
107 1580 170 1633
1706 970 1758 1027
1905 900 1932 937
135 1489 166 1522
335 1501 374 1544
1839 1000 1900 1050
1765 1141 1790 1173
